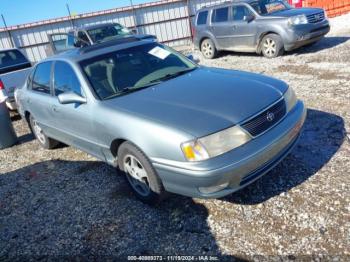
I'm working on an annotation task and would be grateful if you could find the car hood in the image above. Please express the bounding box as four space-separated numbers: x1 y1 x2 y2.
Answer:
269 7 324 17
104 67 288 137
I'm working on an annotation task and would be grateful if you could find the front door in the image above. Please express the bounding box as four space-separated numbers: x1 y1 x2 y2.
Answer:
228 5 258 51
49 61 104 159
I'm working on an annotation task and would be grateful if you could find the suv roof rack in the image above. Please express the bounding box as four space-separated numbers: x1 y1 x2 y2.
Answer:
199 0 246 10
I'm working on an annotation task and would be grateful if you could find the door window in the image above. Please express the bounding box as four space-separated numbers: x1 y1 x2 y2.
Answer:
212 7 229 23
197 11 209 25
32 62 52 94
232 6 253 21
53 61 82 96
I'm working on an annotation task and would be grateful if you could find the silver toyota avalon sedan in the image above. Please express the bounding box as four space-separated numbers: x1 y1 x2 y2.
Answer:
15 36 306 204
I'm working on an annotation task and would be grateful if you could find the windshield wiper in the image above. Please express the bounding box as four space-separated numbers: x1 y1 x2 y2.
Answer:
150 67 197 83
103 68 197 100
103 81 161 100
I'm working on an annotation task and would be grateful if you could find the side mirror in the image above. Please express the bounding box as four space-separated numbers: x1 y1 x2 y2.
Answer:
187 54 200 64
58 91 87 105
131 29 138 34
243 15 255 23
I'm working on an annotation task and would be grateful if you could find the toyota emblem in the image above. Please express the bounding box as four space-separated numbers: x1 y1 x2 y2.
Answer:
266 112 275 122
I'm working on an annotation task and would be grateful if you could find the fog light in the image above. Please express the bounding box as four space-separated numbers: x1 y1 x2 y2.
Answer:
199 182 229 194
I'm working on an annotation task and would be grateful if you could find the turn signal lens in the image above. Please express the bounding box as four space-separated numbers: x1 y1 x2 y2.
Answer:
181 140 209 162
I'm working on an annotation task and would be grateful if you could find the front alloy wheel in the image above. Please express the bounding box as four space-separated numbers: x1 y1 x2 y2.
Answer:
261 34 284 58
117 142 166 204
123 154 151 197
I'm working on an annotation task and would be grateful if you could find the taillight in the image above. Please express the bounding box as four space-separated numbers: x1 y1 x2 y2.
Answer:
191 26 196 40
0 79 4 90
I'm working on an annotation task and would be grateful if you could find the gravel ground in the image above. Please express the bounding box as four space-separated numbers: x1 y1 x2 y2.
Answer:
1 14 350 261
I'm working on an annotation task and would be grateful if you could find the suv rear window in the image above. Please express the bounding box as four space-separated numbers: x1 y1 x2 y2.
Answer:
212 7 229 23
0 49 31 74
197 11 208 25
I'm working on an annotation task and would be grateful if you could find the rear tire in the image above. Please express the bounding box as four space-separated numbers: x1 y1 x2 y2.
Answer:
261 34 284 58
117 142 167 205
201 38 217 59
29 115 59 149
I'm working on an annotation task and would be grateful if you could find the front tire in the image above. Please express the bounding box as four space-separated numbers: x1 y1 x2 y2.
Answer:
261 34 284 58
117 142 166 205
29 115 59 149
201 38 217 59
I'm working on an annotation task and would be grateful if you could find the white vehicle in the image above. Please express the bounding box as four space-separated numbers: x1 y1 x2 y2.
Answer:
0 48 32 110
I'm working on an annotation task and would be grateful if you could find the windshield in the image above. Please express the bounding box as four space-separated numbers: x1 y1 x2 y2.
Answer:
80 43 197 100
0 50 30 69
87 24 133 43
250 0 291 15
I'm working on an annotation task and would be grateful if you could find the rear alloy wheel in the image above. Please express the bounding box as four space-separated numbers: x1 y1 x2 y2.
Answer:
29 115 59 149
118 142 166 205
201 38 217 59
261 34 284 58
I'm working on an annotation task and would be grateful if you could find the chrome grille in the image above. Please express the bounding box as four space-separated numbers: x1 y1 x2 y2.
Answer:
241 99 286 137
306 12 325 23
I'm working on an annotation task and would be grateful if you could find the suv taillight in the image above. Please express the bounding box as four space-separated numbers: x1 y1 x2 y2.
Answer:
191 26 196 40
0 79 4 90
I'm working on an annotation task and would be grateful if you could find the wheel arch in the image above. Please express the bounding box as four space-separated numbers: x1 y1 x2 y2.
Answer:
110 138 128 157
24 111 31 126
257 31 281 53
199 34 219 51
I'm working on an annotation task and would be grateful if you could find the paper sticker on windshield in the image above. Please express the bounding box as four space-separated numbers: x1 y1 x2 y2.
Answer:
148 46 171 60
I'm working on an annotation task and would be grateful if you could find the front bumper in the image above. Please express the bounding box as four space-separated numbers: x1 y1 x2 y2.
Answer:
153 100 306 198
283 20 330 51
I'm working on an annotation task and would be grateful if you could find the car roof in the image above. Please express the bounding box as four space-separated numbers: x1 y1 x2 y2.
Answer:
0 48 21 52
42 36 155 64
198 0 254 11
71 22 120 32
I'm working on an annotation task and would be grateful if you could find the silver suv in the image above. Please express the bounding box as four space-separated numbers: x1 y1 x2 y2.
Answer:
193 0 330 58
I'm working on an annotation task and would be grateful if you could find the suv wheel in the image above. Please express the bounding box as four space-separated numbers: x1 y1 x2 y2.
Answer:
261 34 284 58
117 142 166 205
29 115 59 149
201 38 217 59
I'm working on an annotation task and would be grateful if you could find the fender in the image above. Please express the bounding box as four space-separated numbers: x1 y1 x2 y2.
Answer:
199 32 221 50
255 23 286 53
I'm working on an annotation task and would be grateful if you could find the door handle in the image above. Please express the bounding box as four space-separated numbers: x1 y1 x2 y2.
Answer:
232 25 237 30
27 98 31 104
52 105 59 113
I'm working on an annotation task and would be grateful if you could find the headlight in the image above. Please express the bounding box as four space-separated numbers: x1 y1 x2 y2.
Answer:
288 15 308 25
324 11 328 20
181 126 251 162
284 87 298 112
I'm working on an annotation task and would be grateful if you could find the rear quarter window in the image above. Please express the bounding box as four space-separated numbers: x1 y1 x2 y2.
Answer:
197 11 208 25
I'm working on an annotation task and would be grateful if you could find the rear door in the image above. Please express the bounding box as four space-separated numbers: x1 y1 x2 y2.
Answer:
209 6 232 49
26 61 56 135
